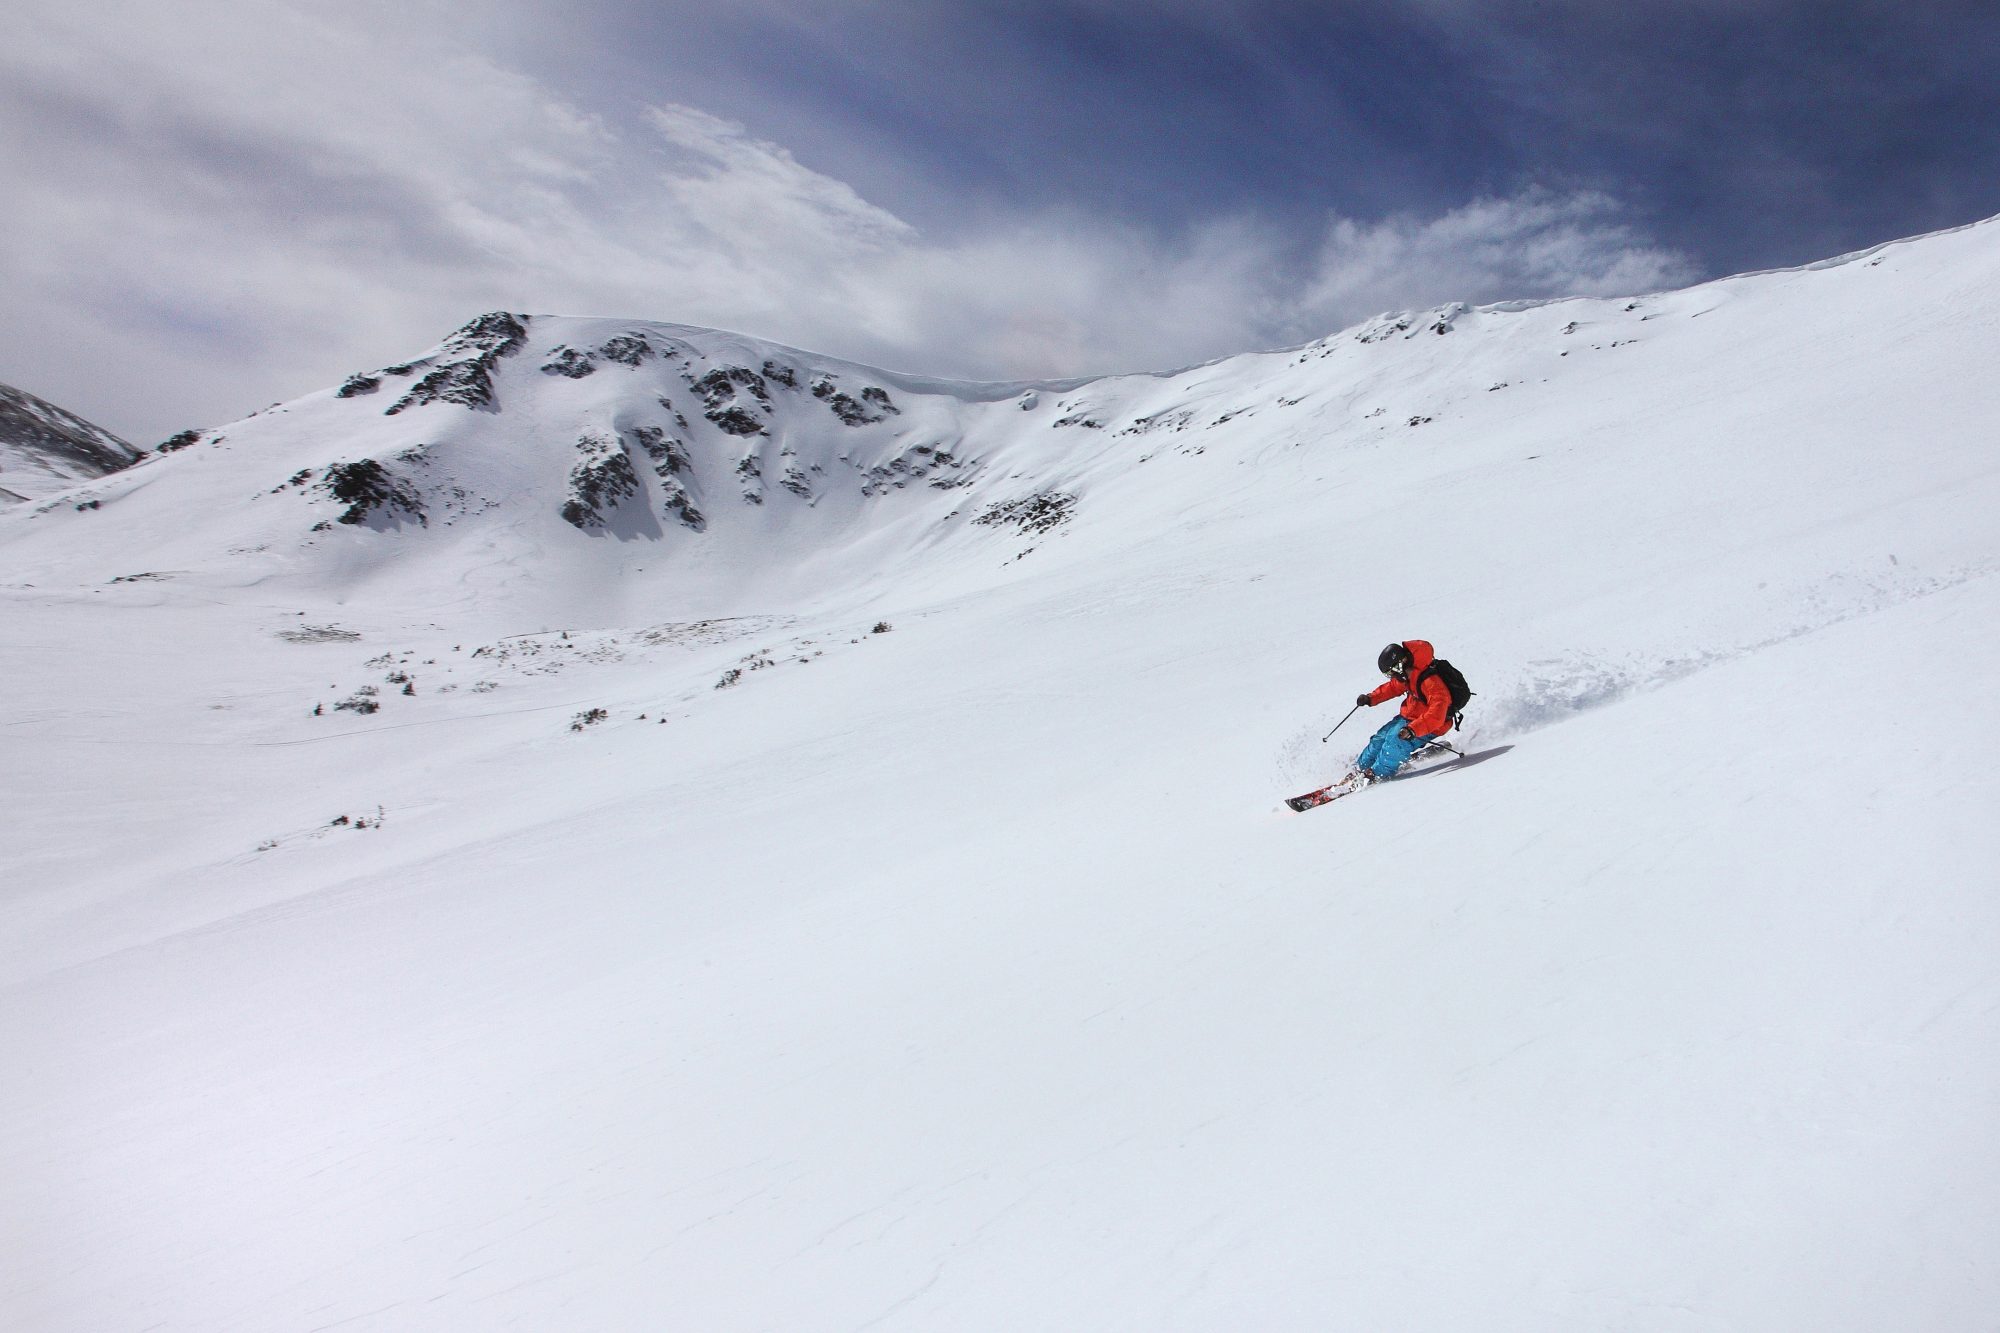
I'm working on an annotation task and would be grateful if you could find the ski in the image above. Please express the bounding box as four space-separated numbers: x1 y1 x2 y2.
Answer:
1284 741 1468 811
1285 775 1367 811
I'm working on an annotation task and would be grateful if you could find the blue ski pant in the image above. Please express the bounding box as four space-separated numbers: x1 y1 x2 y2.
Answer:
1356 717 1429 779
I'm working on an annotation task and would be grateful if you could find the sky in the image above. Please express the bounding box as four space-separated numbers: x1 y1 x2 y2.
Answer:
4 0 1998 444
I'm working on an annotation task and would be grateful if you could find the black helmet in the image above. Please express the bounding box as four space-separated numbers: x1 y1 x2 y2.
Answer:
1377 643 1412 676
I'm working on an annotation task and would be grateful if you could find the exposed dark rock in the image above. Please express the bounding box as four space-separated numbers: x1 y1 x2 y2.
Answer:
319 459 427 527
541 346 598 378
337 374 382 398
1117 409 1194 436
708 406 766 436
809 375 895 426
155 429 205 454
735 452 764 504
862 442 973 496
830 394 881 426
596 334 653 367
627 425 704 530
385 312 530 415
761 360 798 388
661 487 706 530
692 367 770 410
1356 316 1412 344
628 425 691 475
559 432 640 529
690 367 774 434
974 490 1076 535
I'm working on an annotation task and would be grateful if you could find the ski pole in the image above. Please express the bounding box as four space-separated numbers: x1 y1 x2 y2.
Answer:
1321 704 1361 742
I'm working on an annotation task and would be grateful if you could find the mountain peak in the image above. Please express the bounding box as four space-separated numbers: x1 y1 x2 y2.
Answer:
0 382 141 505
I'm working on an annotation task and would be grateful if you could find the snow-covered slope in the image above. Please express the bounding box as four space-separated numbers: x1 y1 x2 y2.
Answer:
0 381 140 506
4 218 1999 1331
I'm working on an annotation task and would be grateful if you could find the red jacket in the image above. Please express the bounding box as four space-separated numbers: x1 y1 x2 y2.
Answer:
1365 639 1453 738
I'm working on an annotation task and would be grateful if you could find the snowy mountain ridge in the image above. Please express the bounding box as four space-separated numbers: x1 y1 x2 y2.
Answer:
10 212 1993 626
4 215 2000 1332
0 380 141 506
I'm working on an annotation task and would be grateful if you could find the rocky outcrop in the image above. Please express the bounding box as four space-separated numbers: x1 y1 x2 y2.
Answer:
811 376 899 426
317 459 427 527
541 347 598 379
154 429 208 453
861 443 974 496
596 334 654 368
384 312 530 415
691 367 772 436
559 432 641 529
629 425 705 530
974 490 1076 535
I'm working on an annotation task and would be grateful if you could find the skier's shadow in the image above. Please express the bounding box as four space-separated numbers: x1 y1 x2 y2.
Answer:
1392 744 1514 781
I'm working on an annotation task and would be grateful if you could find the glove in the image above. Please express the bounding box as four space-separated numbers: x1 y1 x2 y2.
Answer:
1398 726 1415 742
1356 693 1372 708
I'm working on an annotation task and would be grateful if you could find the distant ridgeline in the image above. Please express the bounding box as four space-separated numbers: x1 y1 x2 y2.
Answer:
0 382 142 506
10 213 1998 614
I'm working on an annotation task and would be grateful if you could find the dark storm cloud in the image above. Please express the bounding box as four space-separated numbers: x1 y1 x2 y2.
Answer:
1415 0 2000 270
556 0 2000 271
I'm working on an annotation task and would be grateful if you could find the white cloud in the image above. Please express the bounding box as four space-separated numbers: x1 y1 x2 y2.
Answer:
1294 189 1699 328
0 0 1696 441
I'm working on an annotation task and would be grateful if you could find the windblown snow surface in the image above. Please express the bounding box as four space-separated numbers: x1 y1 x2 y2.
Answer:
4 218 1998 1332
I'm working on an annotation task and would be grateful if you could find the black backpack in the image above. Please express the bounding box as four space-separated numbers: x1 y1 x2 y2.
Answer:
1417 658 1474 728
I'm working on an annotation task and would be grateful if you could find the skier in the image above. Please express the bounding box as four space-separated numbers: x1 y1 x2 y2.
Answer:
1350 640 1456 784
1284 640 1472 810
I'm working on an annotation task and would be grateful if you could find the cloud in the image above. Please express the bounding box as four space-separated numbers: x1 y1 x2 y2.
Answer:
0 0 1695 442
1294 189 1699 326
